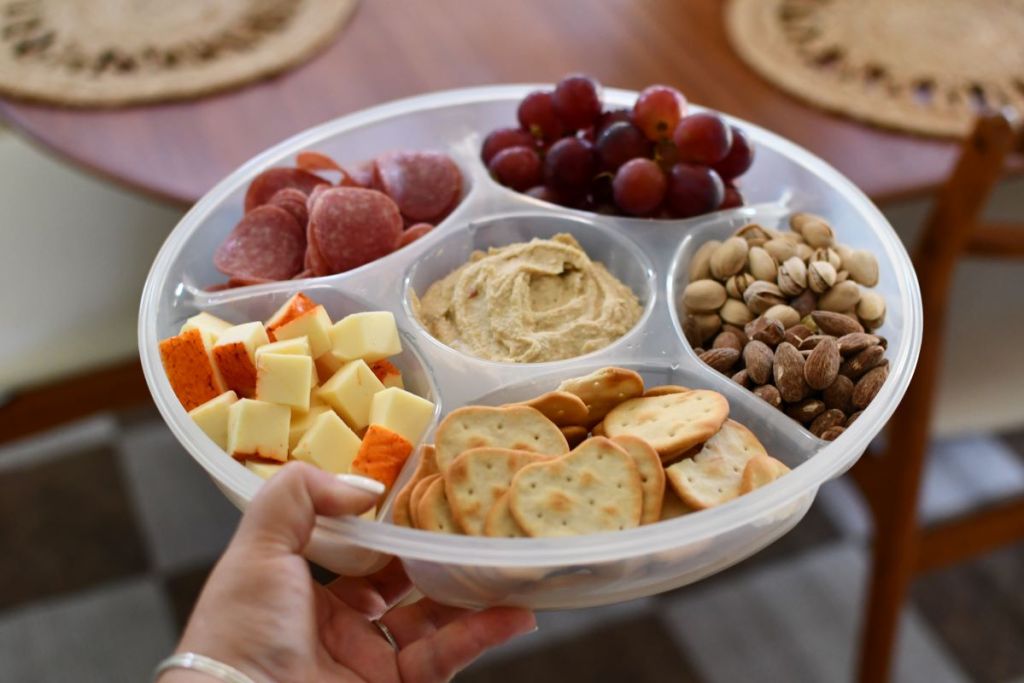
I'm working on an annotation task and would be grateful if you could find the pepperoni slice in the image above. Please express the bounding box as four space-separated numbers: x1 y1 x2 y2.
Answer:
244 168 328 213
345 159 378 189
310 188 402 274
296 151 342 173
375 151 462 223
268 188 309 228
307 183 331 215
397 222 434 248
214 205 305 281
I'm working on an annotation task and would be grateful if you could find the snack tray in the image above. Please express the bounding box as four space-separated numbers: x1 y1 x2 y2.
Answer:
139 85 922 609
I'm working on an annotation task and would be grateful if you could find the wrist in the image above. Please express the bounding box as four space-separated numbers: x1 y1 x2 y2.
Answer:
155 652 265 683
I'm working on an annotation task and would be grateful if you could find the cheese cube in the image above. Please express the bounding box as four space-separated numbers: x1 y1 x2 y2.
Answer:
214 322 270 398
160 328 225 411
369 387 435 445
188 390 238 450
266 293 318 336
370 359 404 389
328 311 402 363
292 411 362 474
257 336 317 386
317 359 385 431
246 461 284 480
271 305 332 358
227 399 290 462
255 353 313 411
289 403 331 450
315 352 344 383
181 312 233 344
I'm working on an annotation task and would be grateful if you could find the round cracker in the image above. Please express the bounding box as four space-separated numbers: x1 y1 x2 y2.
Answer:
514 391 590 427
483 492 527 538
445 447 549 535
391 445 438 528
434 405 568 474
604 390 729 460
610 435 666 525
415 477 461 534
665 419 768 509
556 367 645 426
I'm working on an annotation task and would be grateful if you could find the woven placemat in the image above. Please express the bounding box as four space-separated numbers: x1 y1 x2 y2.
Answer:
0 0 357 108
726 0 1024 138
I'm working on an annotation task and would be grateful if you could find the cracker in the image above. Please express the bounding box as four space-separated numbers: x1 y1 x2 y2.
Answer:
604 390 729 461
739 454 791 494
509 436 642 537
591 420 606 437
483 492 527 538
409 473 440 529
514 390 589 427
391 445 438 528
415 477 462 534
610 435 666 525
660 486 694 520
556 367 645 426
643 384 690 397
560 425 589 448
434 405 568 474
445 447 549 535
665 419 767 509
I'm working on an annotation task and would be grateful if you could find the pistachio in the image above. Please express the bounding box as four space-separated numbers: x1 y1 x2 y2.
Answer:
720 298 754 326
682 279 727 312
688 240 721 281
807 261 838 293
779 230 805 245
834 243 854 268
725 272 756 299
734 223 772 247
743 280 787 315
777 256 808 297
835 269 850 283
763 304 800 329
857 290 886 328
818 280 861 312
789 212 827 235
845 249 880 287
683 312 722 345
796 243 814 261
748 246 778 282
811 247 842 270
763 238 796 263
801 218 835 248
710 237 749 280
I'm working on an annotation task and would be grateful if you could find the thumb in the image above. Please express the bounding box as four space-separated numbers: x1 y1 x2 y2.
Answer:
234 461 384 554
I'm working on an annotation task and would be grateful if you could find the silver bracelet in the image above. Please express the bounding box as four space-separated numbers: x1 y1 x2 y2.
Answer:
153 653 256 683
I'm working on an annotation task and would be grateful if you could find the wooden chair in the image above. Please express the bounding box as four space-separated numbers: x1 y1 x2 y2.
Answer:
850 111 1024 683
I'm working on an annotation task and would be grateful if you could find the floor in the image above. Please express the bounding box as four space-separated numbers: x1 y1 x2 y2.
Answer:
2 409 1023 683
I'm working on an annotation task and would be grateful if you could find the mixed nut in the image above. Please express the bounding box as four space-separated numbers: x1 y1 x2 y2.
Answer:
681 213 889 439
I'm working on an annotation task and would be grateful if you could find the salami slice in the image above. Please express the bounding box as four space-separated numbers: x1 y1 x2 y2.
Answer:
296 151 342 173
310 188 402 274
306 183 331 215
268 188 309 228
345 159 378 189
375 151 462 223
397 222 434 248
214 205 305 281
244 167 328 213
304 217 332 277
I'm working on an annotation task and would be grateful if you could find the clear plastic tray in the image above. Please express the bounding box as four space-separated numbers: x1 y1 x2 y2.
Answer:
139 85 922 609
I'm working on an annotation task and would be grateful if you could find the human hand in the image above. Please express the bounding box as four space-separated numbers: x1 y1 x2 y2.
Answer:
161 461 536 683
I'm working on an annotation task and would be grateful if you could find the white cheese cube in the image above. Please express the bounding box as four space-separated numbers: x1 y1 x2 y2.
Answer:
257 336 317 386
188 390 238 450
246 461 284 480
216 321 270 357
368 387 435 445
181 312 233 344
271 305 332 358
289 403 331 451
317 359 385 431
227 399 290 461
255 353 313 411
328 311 403 363
292 411 362 474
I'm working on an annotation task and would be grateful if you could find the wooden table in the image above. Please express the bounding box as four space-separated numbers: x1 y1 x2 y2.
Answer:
0 0 967 207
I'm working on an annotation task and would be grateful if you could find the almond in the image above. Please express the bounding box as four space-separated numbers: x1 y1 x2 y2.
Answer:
722 323 749 347
853 364 888 408
784 323 812 347
753 383 782 408
846 410 863 427
712 331 744 353
841 345 885 379
822 375 855 413
731 368 752 388
745 316 785 347
789 289 818 318
820 425 846 441
810 409 846 437
811 310 864 336
804 336 840 390
773 342 809 403
743 340 774 385
700 347 740 373
837 332 880 356
798 334 832 351
683 313 721 345
786 398 826 424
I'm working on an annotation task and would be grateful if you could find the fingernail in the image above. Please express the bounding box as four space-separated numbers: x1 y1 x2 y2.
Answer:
336 473 385 496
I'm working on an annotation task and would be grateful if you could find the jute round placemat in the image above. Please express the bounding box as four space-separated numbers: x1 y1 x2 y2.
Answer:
726 0 1024 137
0 0 357 107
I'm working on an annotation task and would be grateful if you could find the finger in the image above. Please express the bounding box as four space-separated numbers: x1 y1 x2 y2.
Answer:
380 598 471 646
325 558 413 618
235 462 383 554
397 607 536 683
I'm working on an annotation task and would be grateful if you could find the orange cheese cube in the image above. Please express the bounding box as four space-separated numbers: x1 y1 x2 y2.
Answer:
246 460 284 480
180 312 232 344
369 359 404 389
266 293 318 337
271 305 332 358
351 425 413 490
160 328 224 411
213 322 270 398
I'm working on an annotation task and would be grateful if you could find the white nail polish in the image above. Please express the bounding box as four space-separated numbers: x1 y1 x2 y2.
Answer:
336 474 385 495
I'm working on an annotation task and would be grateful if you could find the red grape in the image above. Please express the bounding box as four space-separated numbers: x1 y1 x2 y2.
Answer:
673 113 733 165
613 158 667 216
544 137 596 192
721 184 744 209
712 126 754 180
553 74 602 130
525 185 563 204
488 146 542 191
595 108 632 137
481 127 535 164
518 91 563 143
595 121 651 171
666 163 724 217
632 85 688 141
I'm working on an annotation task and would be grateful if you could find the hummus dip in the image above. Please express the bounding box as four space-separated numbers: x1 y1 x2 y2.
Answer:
411 233 643 362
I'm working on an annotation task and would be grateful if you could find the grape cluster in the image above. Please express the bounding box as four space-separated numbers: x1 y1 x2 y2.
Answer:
482 74 754 219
